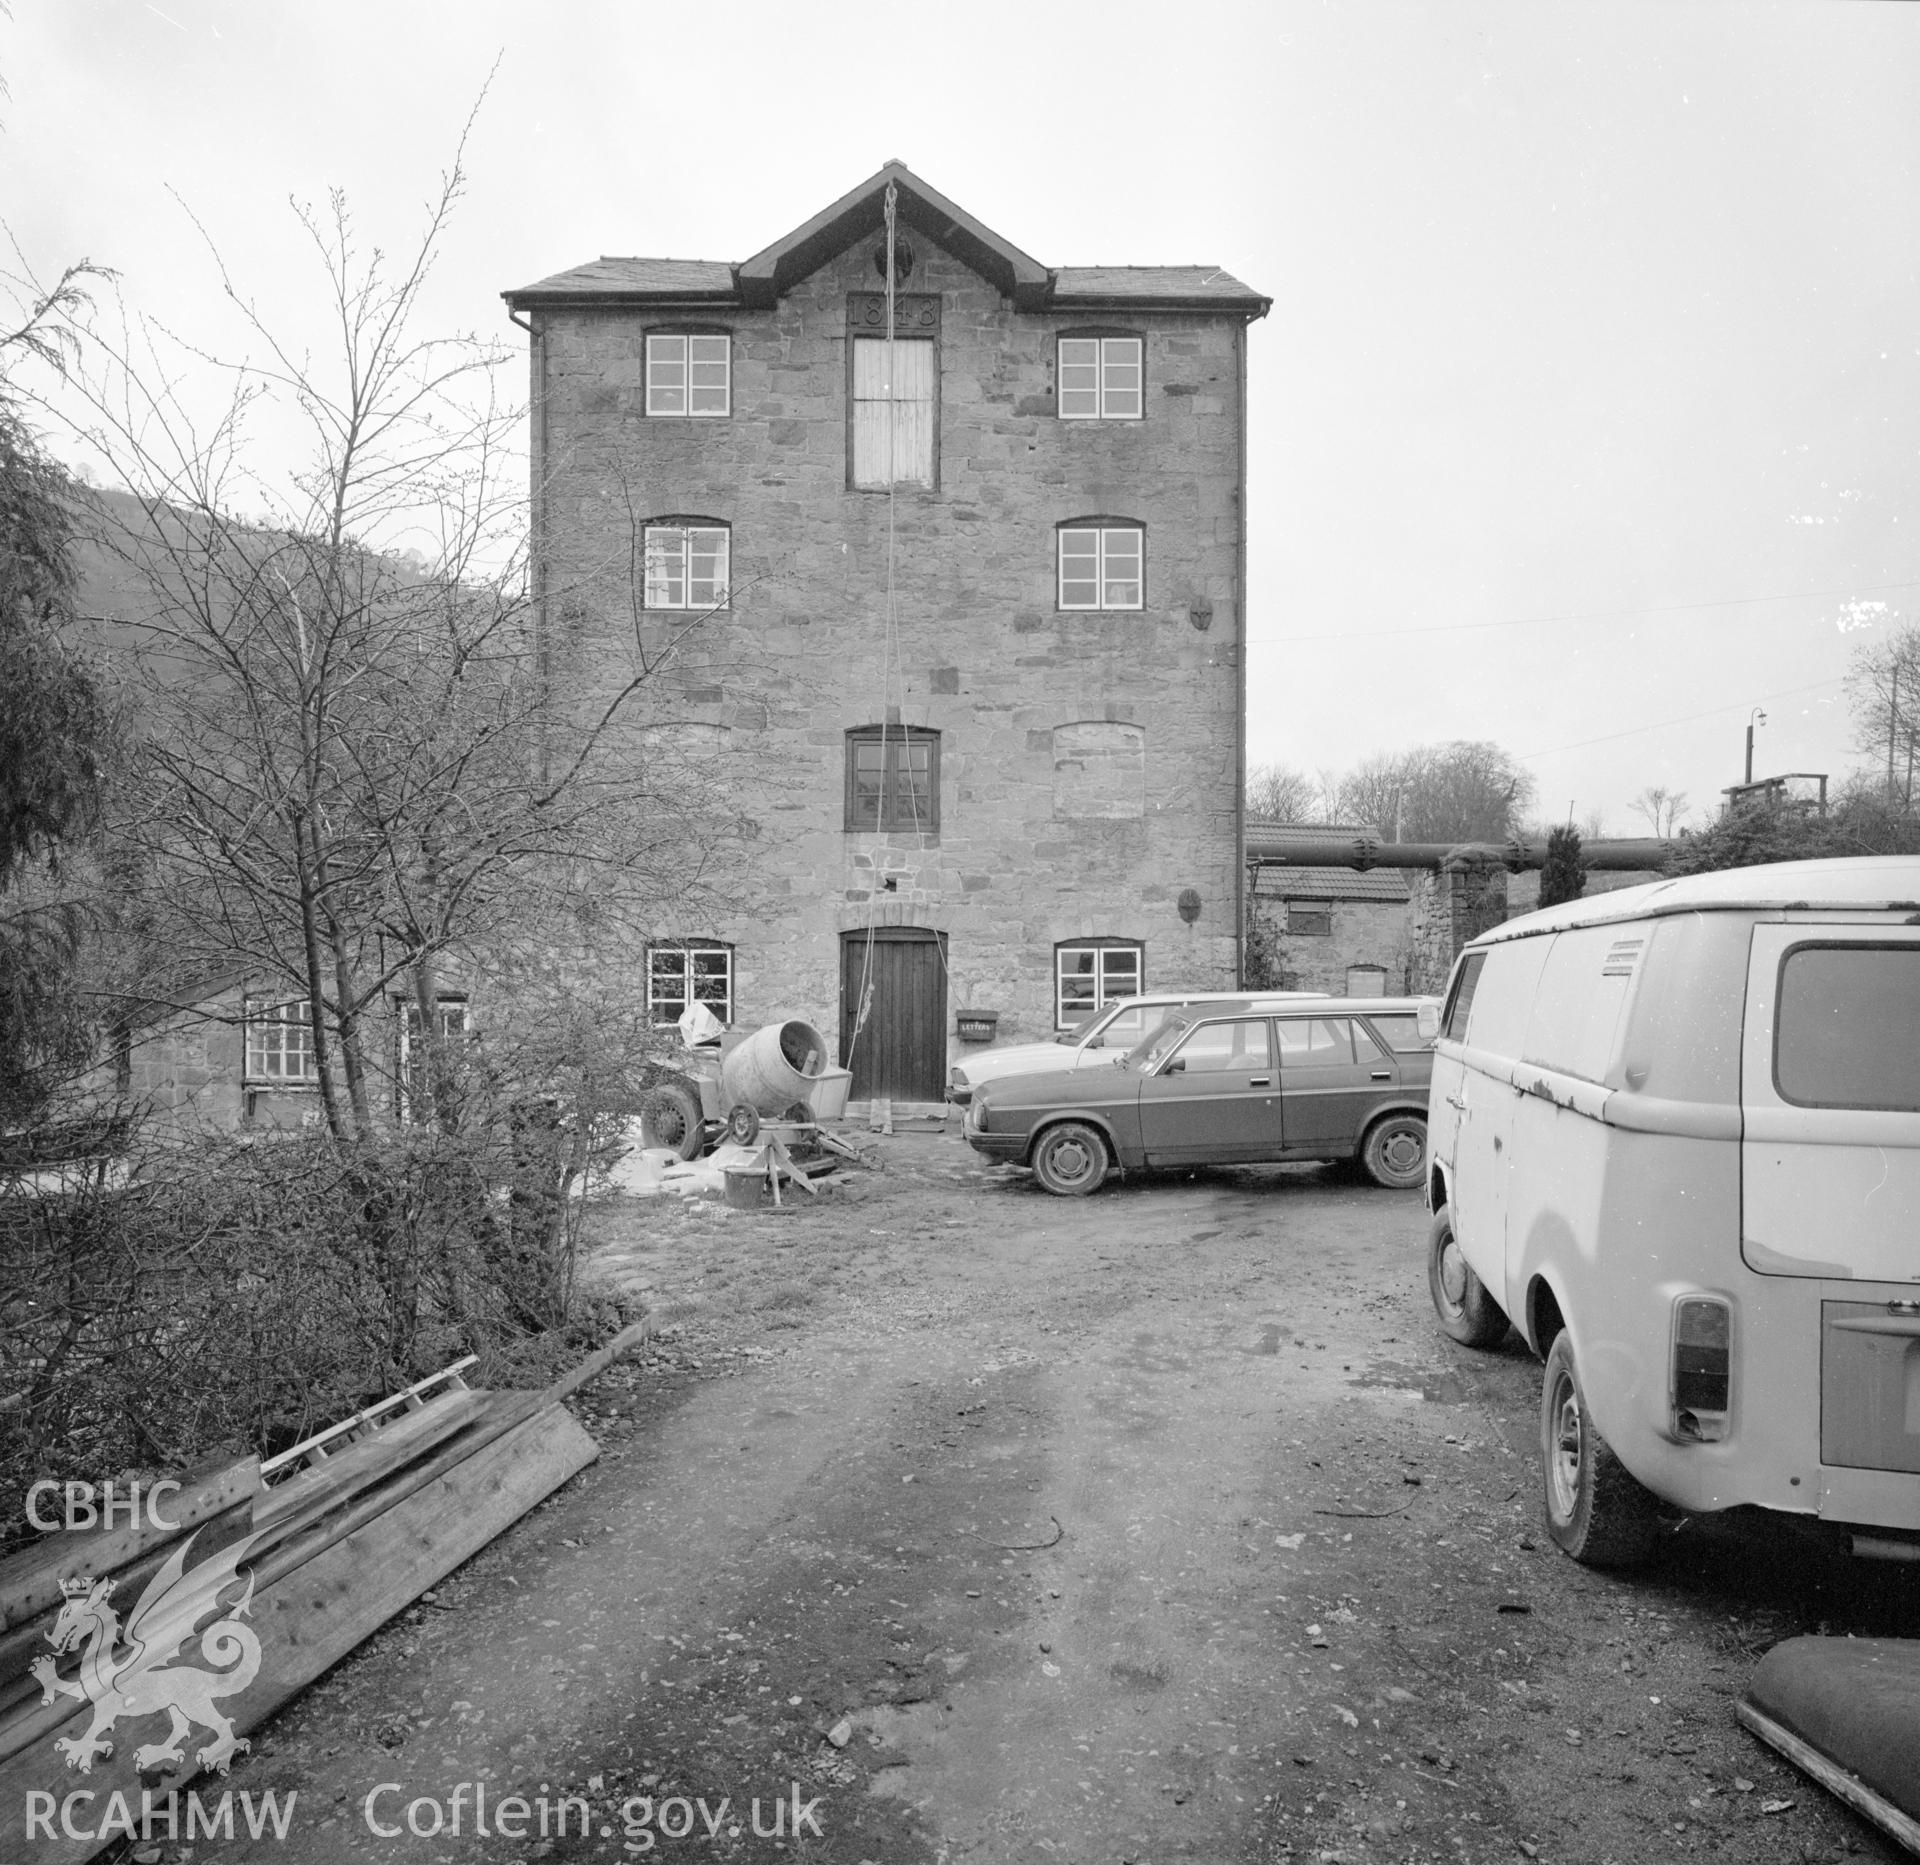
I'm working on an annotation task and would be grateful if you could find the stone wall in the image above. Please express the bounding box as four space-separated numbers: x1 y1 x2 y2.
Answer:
533 236 1249 1063
1249 900 1415 995
1406 868 1509 995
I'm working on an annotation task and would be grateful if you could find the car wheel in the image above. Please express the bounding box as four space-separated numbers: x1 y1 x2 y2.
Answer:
1360 1113 1426 1190
639 1079 705 1160
1427 1206 1507 1348
1540 1331 1659 1567
1030 1121 1110 1197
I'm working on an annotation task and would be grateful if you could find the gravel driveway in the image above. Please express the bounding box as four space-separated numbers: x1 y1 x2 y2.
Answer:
198 1129 1917 1864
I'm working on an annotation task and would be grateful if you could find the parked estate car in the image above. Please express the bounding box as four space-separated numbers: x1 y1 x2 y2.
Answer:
947 990 1327 1105
963 997 1440 1194
1424 855 1920 1569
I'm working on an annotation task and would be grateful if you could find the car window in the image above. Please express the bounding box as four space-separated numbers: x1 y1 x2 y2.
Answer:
1165 1019 1271 1074
1443 951 1487 1042
1088 1003 1164 1049
1364 1013 1429 1054
1130 1017 1193 1070
1277 1019 1354 1067
1775 943 1920 1111
1351 1019 1387 1064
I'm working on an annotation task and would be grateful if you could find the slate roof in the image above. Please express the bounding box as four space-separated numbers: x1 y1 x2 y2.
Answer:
1052 265 1264 304
505 257 738 301
1252 867 1412 903
503 161 1269 316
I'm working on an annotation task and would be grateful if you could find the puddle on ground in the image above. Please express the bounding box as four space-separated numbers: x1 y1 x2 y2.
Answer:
1346 1359 1470 1404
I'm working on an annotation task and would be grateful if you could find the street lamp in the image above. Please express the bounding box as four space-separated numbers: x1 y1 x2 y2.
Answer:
1745 707 1767 785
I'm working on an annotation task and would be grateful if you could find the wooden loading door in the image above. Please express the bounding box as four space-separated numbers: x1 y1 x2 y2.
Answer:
840 926 947 1104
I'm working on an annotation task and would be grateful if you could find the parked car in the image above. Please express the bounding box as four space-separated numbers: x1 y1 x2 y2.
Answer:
947 989 1327 1105
963 997 1440 1194
1424 855 1920 1569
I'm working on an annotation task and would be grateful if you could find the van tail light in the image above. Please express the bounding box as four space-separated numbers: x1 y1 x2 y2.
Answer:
1671 1296 1732 1442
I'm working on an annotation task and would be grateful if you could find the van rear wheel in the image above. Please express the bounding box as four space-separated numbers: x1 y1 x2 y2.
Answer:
1540 1332 1659 1567
1427 1207 1507 1347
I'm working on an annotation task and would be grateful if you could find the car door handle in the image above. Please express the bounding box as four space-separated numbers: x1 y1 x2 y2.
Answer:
1446 1093 1467 1111
1248 1077 1271 1088
1370 1070 1392 1081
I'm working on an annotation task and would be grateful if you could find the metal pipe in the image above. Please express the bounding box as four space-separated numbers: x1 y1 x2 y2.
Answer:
1244 829 1676 872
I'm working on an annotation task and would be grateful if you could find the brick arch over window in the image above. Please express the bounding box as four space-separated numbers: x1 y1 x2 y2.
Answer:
1051 721 1145 819
1055 517 1144 611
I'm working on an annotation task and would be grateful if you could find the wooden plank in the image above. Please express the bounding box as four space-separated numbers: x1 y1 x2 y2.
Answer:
0 1391 523 1765
542 1318 655 1405
259 1355 477 1477
1 1402 597 1864
250 1388 486 1535
1736 1700 1920 1856
0 1454 262 1635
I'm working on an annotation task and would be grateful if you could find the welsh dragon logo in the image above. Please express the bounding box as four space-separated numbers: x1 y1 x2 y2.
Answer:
31 1528 264 1777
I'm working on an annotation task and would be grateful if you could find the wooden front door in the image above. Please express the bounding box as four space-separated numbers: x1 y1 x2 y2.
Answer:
841 927 947 1103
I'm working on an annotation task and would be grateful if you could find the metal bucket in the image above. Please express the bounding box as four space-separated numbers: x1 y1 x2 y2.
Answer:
718 1019 829 1115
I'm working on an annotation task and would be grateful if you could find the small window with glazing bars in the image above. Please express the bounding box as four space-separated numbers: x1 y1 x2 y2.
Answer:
645 332 730 416
1058 334 1142 419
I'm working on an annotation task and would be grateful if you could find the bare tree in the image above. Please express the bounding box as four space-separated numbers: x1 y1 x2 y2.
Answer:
1847 621 1920 805
1630 785 1689 837
1329 741 1534 843
34 118 745 1158
1246 761 1320 823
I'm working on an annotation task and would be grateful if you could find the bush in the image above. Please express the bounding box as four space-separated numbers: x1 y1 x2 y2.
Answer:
1537 826 1586 908
1664 787 1920 875
0 1122 635 1539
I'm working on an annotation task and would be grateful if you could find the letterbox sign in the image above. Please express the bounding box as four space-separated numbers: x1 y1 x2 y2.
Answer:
846 292 941 335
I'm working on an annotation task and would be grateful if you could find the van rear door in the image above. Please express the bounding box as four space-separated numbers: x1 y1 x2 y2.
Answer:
1740 924 1920 1284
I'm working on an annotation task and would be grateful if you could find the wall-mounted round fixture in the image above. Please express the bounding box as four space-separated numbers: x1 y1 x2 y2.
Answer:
1177 888 1203 924
874 236 915 283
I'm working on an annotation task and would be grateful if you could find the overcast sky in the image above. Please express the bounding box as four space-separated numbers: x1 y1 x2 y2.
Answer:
8 0 1916 833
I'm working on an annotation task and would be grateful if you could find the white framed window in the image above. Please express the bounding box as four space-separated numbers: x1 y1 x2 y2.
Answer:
244 997 319 1085
1058 336 1142 419
648 943 734 1025
852 337 936 487
643 523 730 610
645 333 730 416
396 996 470 1121
1057 523 1144 611
1055 940 1144 1030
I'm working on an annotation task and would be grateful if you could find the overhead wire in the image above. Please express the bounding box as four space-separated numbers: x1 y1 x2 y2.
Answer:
1519 675 1846 761
1247 578 1919 646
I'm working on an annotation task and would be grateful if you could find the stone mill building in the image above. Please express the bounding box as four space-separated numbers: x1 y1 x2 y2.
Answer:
503 161 1270 1106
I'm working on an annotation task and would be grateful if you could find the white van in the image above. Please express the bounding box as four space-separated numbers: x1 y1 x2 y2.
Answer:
1425 856 1920 1567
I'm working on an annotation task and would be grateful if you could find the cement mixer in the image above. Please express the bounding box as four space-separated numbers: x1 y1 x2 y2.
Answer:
638 1019 851 1160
